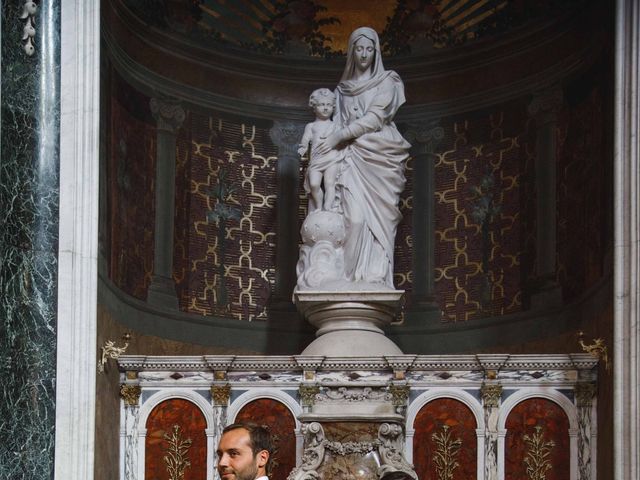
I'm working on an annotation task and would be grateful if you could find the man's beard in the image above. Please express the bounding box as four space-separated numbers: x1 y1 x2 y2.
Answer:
219 462 259 480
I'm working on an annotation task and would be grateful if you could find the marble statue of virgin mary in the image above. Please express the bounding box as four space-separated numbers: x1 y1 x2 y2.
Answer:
311 27 410 289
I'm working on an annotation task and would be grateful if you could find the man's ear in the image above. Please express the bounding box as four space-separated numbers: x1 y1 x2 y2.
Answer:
256 449 269 468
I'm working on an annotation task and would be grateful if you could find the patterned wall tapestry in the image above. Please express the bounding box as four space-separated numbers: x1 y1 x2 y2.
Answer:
174 113 277 320
106 72 156 300
412 398 478 480
433 102 535 322
145 398 208 480
105 68 609 323
557 86 608 301
233 398 297 480
504 398 570 480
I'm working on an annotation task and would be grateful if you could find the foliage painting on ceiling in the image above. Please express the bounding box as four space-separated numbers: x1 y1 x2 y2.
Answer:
126 0 585 57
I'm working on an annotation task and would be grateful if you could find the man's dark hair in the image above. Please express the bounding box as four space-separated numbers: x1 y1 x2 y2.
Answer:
223 422 274 469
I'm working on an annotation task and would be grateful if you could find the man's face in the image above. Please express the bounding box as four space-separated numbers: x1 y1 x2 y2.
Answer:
217 428 267 480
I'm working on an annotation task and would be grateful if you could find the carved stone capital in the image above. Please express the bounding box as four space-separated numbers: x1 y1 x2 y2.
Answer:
404 121 445 155
150 97 186 133
389 384 410 407
211 384 231 406
299 384 321 407
269 120 306 158
528 87 564 123
120 384 142 406
575 382 596 407
481 384 503 408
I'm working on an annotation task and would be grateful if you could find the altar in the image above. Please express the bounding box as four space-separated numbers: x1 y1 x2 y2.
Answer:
118 353 597 480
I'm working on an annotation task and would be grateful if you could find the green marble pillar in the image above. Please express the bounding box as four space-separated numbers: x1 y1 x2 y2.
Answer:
0 1 60 478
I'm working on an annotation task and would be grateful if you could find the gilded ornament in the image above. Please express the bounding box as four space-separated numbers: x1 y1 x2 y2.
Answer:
211 384 231 406
299 385 320 406
98 333 131 373
214 370 227 381
389 384 410 406
577 332 610 371
431 425 462 480
163 424 192 480
523 425 555 480
120 384 142 406
481 384 503 408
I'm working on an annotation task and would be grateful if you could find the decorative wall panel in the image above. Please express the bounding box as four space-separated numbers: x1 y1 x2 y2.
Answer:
145 398 208 480
106 72 156 299
174 114 277 320
505 398 570 480
557 84 608 301
434 102 535 321
234 398 297 480
412 398 478 480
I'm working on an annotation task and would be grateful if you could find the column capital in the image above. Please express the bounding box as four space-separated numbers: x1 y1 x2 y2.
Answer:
269 120 306 158
211 384 231 406
527 87 564 122
120 384 142 406
404 120 445 155
574 382 596 408
481 384 503 408
150 97 186 133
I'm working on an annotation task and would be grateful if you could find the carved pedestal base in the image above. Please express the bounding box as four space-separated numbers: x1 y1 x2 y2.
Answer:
295 291 404 356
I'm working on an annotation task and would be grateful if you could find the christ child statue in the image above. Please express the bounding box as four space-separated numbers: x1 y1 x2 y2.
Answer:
298 88 344 212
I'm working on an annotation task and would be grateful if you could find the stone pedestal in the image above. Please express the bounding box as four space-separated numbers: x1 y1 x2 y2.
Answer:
295 291 404 356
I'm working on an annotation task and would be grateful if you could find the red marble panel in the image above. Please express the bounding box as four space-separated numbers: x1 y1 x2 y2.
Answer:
412 398 478 480
234 399 297 480
145 398 208 480
505 398 570 480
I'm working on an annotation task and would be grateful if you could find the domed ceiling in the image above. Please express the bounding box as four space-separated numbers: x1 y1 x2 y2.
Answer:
124 0 585 58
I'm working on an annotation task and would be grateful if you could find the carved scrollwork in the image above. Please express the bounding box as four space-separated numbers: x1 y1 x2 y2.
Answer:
377 423 418 480
20 1 37 56
317 386 392 403
287 422 325 480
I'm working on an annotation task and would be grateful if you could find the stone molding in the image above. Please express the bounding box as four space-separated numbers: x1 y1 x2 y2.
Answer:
613 2 640 478
54 1 100 478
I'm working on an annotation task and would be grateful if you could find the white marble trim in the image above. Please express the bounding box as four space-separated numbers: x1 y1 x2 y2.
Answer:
614 2 640 480
227 389 303 429
54 1 100 479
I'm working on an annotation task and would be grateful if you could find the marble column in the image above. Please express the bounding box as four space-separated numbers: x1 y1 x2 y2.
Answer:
613 2 640 479
269 121 305 309
120 384 142 480
0 1 60 478
575 382 596 480
527 88 564 308
481 383 502 480
404 121 444 320
147 97 185 310
211 382 231 480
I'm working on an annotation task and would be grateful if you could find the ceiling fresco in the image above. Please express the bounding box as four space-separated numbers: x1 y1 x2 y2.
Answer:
125 0 585 57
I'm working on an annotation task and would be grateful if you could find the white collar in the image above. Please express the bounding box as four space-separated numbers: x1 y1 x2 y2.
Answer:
255 476 269 480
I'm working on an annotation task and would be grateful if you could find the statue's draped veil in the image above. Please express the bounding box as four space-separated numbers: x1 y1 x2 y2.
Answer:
340 27 385 84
